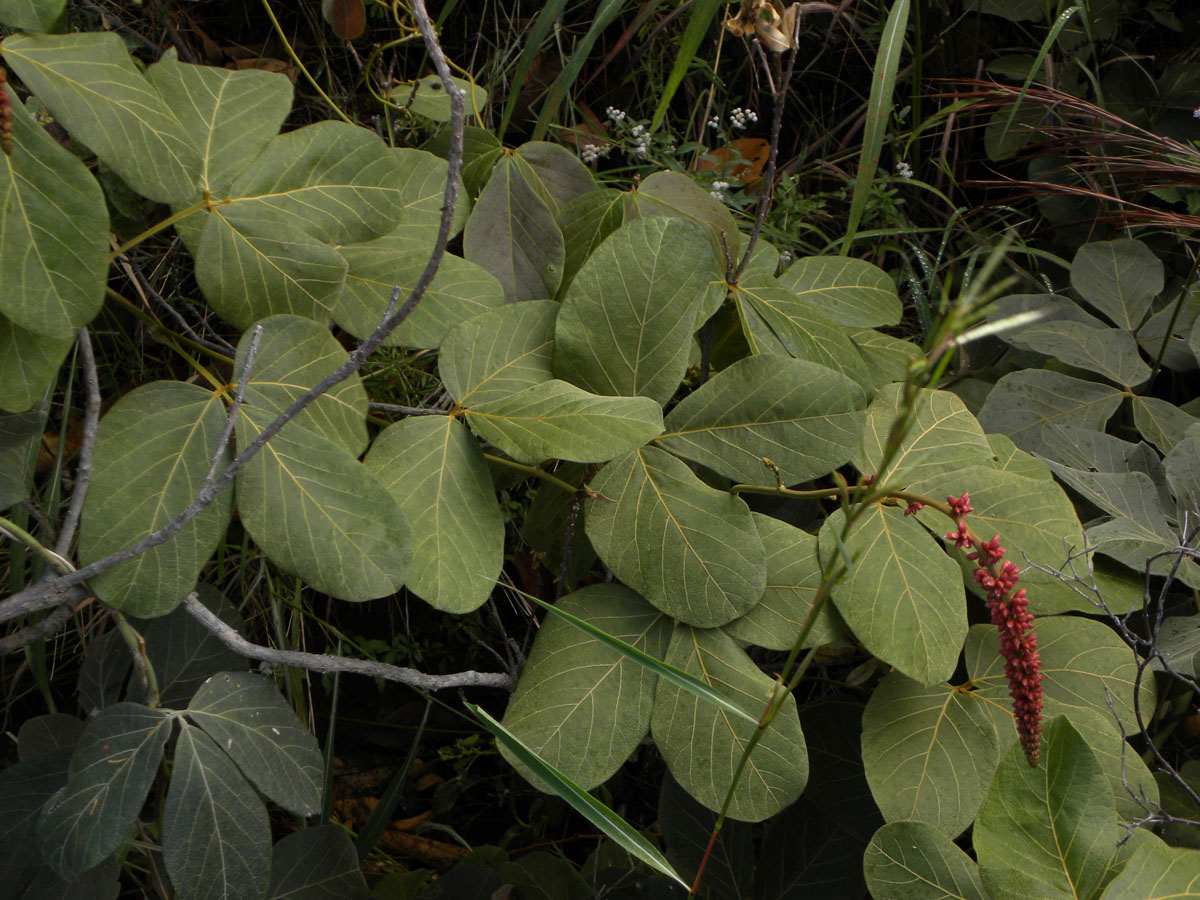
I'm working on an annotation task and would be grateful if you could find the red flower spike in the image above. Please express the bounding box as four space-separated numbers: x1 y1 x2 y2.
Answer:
947 493 973 517
904 501 925 517
0 67 12 156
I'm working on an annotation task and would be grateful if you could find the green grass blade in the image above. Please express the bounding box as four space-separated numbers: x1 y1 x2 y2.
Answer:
514 586 759 725
650 0 723 131
497 0 568 142
532 0 627 141
997 6 1081 148
841 0 912 253
467 703 688 888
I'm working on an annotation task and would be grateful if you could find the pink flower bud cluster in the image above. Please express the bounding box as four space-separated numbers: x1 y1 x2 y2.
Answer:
0 67 12 156
943 493 1043 766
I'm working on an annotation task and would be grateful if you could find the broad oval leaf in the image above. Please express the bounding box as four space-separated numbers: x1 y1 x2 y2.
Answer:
0 311 73 413
187 672 322 817
145 54 292 199
847 327 924 389
1131 394 1199 454
464 152 564 302
975 717 1117 900
861 672 1000 837
854 384 996 485
1099 841 1200 900
363 416 503 613
234 411 410 602
863 821 988 900
234 315 368 457
164 722 270 900
263 825 370 900
37 703 173 879
78 382 232 618
751 796 869 900
554 216 718 404
558 188 626 293
0 0 64 30
725 513 845 650
466 379 663 464
625 170 741 267
1070 239 1163 332
1002 320 1150 387
775 256 901 328
585 446 766 627
499 584 671 791
0 746 72 867
0 75 107 339
658 354 866 484
0 402 48 509
516 141 596 212
735 276 872 391
334 236 505 349
439 300 558 406
2 32 198 203
822 504 967 685
651 626 808 822
977 369 1124 456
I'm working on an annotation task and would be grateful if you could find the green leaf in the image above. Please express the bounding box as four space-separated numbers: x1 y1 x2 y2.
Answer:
1071 239 1163 332
557 188 625 293
657 355 866 485
334 238 505 349
515 141 595 212
396 73 488 122
516 586 757 726
626 170 741 268
585 446 766 627
1009 320 1151 387
1 32 198 203
263 825 370 900
0 75 107 339
464 152 563 302
724 514 845 651
193 122 415 328
163 722 271 900
847 328 924 387
554 217 718 404
1130 395 1199 454
76 628 132 715
734 276 872 391
775 256 901 328
17 714 84 760
1044 465 1169 535
861 672 1001 837
234 411 410 602
659 773 755 900
855 384 995 485
186 672 322 817
470 703 687 889
439 300 558 407
145 54 292 199
0 313 72 413
863 821 988 900
799 701 883 842
0 0 64 30
1100 841 1200 899
1165 435 1200 523
234 315 368 457
498 852 590 900
140 587 249 709
1156 614 1200 677
77 382 232 618
977 369 1124 455
908 464 1092 615
651 626 807 822
499 584 672 791
20 855 121 900
37 703 173 879
363 416 502 613
1085 515 1200 588
0 746 72 867
821 504 966 685
751 796 869 900
466 379 663 464
0 402 48 510
975 717 1117 900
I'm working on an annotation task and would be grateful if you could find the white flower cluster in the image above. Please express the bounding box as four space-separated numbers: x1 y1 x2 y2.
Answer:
895 160 913 179
779 249 794 265
580 143 607 164
707 115 721 129
606 106 626 122
710 180 731 200
729 107 758 130
630 123 650 155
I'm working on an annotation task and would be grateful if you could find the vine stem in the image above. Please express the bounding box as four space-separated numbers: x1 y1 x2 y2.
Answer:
109 198 209 260
259 0 355 125
481 454 579 494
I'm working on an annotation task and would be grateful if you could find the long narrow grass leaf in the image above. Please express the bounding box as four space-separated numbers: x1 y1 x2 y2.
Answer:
997 6 1080 147
841 0 911 253
514 586 759 725
467 703 688 888
497 0 568 141
650 0 723 131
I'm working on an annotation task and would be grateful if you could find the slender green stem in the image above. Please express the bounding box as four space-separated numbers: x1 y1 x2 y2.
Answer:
481 453 579 494
259 0 355 125
114 612 160 708
109 198 209 260
104 288 235 365
1146 250 1200 393
0 515 74 575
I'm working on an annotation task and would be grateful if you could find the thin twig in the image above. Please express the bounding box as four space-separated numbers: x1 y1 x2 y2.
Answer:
0 601 80 654
204 324 261 488
56 328 101 556
182 594 514 691
0 0 466 628
369 403 448 416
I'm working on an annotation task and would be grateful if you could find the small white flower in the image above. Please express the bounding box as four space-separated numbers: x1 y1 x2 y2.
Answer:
581 143 601 163
779 250 794 264
631 124 646 137
606 106 626 122
711 180 730 191
710 189 726 200
895 161 913 179
729 107 758 130
707 115 721 129
632 145 648 155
